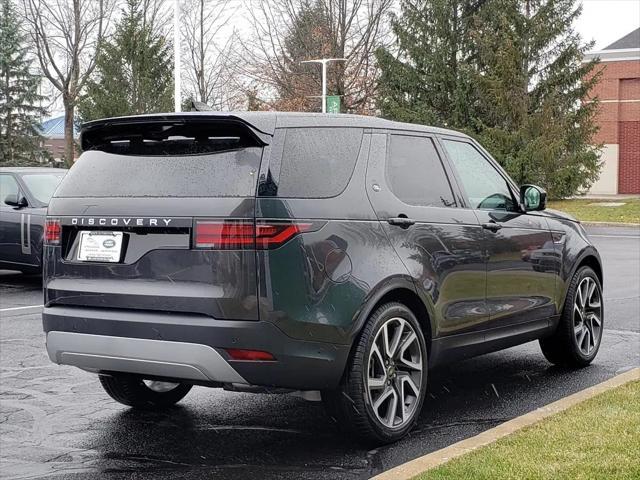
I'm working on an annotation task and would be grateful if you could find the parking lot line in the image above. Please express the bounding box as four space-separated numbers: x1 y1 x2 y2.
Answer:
0 305 43 312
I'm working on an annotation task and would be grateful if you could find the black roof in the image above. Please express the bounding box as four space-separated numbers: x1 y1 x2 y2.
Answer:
81 111 468 139
603 28 640 50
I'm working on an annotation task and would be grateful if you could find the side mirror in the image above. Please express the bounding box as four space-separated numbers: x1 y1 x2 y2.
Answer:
520 184 547 212
4 194 28 208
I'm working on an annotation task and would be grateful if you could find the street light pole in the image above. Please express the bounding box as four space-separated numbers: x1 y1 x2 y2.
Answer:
174 0 181 112
301 58 346 113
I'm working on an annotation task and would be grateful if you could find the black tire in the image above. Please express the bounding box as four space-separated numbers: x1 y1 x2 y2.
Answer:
540 266 604 367
99 374 192 409
323 302 428 445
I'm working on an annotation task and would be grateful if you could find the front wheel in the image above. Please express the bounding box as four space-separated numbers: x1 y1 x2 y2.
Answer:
323 302 427 445
540 266 604 367
99 374 192 409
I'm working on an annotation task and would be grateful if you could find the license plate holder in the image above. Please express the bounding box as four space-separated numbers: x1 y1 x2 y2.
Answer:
77 231 124 263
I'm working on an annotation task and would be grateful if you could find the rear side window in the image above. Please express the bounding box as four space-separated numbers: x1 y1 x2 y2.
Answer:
55 149 262 198
273 127 363 198
386 135 455 208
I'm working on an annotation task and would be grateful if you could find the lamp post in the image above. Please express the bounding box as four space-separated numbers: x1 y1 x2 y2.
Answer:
174 0 181 112
301 58 346 113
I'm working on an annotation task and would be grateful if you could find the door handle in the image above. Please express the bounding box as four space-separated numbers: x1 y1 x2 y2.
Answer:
388 217 416 228
482 222 502 232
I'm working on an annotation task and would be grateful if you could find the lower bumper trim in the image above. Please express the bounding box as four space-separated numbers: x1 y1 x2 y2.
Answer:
46 331 247 384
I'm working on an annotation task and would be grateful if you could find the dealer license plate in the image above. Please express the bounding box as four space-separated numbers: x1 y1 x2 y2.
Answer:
77 231 124 263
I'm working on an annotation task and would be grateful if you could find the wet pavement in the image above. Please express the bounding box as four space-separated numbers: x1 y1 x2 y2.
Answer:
1 226 638 479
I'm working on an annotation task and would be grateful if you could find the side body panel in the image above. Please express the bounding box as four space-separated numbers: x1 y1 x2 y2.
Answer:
365 132 488 342
255 132 413 346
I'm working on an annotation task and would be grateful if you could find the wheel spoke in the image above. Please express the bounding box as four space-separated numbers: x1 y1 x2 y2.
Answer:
576 284 585 308
387 318 405 358
368 375 387 390
373 385 394 411
577 326 587 350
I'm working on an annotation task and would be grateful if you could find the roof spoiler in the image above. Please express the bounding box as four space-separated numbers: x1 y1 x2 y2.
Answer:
80 112 270 154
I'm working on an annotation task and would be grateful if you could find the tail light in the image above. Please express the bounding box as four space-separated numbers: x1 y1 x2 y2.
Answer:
193 220 313 250
44 219 61 245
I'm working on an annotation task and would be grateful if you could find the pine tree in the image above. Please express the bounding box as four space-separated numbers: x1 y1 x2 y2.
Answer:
471 0 601 197
78 0 173 122
0 0 47 166
377 0 602 198
376 0 481 128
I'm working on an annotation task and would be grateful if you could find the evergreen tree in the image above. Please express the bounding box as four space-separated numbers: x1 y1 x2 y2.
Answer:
376 0 481 128
471 0 601 197
0 0 47 166
377 0 602 198
78 0 173 122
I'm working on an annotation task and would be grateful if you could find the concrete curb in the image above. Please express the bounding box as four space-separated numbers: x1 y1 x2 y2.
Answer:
582 221 640 228
370 367 640 480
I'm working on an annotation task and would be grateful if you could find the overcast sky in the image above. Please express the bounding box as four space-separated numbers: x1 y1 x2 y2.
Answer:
575 0 640 50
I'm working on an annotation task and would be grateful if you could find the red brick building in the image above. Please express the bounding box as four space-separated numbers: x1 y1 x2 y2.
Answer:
584 28 640 194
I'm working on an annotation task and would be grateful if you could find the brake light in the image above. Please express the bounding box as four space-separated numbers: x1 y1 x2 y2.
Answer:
44 219 61 245
193 220 313 250
226 349 275 361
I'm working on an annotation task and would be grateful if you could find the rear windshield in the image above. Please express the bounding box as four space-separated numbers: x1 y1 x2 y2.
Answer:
55 148 262 198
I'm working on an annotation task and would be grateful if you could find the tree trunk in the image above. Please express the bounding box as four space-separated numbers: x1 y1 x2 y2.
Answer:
63 100 75 167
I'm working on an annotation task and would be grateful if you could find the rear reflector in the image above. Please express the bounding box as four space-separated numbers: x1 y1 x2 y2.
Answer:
226 349 275 361
194 220 313 250
44 219 61 245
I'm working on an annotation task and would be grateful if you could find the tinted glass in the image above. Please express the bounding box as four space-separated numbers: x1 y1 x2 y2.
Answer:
0 174 19 203
276 128 362 198
442 140 515 210
386 135 455 207
20 173 65 204
55 148 262 198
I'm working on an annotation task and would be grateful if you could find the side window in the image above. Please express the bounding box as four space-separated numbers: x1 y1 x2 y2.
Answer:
276 127 362 198
442 140 515 211
0 175 20 205
386 135 455 208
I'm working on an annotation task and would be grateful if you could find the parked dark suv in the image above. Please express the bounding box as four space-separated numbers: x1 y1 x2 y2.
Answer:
43 113 603 444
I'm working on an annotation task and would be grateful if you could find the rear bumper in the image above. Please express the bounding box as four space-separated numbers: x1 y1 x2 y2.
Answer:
46 331 247 384
43 306 350 390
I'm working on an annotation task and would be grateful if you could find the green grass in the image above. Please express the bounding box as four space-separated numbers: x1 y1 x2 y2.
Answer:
415 380 640 480
548 198 640 224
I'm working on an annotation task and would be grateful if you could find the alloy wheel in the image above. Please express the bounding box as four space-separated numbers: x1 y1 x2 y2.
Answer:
573 277 603 356
366 317 423 429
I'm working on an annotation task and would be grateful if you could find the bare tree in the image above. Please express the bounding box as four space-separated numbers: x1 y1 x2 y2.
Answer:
22 0 114 165
181 0 244 110
239 0 393 113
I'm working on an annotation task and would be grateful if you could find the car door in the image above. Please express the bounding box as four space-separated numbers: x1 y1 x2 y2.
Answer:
366 132 488 343
0 173 27 267
439 137 557 332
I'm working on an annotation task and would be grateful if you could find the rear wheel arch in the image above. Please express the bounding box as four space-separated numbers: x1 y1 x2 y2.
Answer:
350 282 433 360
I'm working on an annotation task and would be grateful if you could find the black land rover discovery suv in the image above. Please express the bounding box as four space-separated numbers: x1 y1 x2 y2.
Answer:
43 112 603 444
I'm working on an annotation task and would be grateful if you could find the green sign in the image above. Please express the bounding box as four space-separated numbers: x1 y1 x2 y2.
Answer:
326 95 341 114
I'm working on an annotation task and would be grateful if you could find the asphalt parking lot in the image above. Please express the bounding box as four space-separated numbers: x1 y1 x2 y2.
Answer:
1 226 638 480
